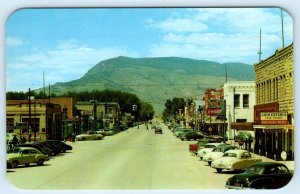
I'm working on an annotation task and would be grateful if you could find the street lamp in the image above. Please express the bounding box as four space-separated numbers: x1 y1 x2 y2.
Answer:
90 99 98 130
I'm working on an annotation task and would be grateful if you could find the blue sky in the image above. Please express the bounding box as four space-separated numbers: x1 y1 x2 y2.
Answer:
6 8 293 92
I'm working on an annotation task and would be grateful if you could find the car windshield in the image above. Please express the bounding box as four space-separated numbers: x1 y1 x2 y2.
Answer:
246 166 263 174
204 145 216 148
223 152 237 158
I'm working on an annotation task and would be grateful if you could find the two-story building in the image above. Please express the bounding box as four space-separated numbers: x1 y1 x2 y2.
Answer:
253 43 294 160
223 81 256 140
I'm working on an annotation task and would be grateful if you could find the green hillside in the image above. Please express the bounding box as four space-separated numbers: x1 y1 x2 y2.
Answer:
49 56 254 114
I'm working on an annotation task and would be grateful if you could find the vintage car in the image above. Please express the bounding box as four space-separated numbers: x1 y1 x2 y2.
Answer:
189 136 224 154
7 147 49 168
180 131 206 141
211 149 262 173
225 162 293 189
203 145 239 165
44 140 73 152
174 128 192 137
76 131 104 141
101 128 116 136
197 142 227 160
16 143 55 156
155 127 163 134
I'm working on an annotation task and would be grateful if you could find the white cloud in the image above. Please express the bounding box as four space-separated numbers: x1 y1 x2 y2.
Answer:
6 37 24 46
153 18 207 33
6 40 140 91
147 8 293 64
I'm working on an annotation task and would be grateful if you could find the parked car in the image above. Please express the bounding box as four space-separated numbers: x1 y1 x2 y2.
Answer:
15 143 55 156
211 149 262 173
36 141 62 155
189 136 224 154
203 145 239 165
155 127 163 134
44 140 73 152
76 131 104 141
197 142 226 160
225 162 293 189
7 147 49 168
101 128 115 136
174 128 192 137
180 131 206 141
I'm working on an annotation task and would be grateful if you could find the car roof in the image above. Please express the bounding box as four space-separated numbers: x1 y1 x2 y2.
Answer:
206 142 224 146
249 162 288 168
224 149 248 154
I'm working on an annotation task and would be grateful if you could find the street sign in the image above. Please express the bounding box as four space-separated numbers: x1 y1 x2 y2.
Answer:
281 151 287 161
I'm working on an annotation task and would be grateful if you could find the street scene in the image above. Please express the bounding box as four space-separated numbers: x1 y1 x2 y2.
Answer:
6 122 294 190
4 7 295 192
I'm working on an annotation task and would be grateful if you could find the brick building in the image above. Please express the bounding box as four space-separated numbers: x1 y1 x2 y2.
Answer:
253 43 294 160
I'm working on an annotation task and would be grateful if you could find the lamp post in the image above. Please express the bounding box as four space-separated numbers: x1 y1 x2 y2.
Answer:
90 99 98 131
34 100 39 142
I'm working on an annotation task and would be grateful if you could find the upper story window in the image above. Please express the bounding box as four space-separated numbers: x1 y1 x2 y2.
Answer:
243 94 249 108
234 94 240 108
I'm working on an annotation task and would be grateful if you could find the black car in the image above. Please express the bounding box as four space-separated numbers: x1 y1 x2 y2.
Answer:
36 141 62 155
45 140 72 152
225 162 293 189
180 131 206 141
15 143 55 156
155 127 162 134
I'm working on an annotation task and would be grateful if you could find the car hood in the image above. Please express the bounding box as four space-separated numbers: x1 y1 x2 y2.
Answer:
213 156 237 164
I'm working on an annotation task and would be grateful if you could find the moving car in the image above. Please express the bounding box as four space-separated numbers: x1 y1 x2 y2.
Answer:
225 162 293 189
211 149 262 173
155 127 162 134
76 131 104 141
203 145 239 165
197 142 226 160
7 147 49 168
180 131 206 141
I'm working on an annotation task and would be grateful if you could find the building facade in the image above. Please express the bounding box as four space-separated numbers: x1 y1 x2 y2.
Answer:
253 43 294 160
76 101 120 130
223 81 256 139
6 100 62 141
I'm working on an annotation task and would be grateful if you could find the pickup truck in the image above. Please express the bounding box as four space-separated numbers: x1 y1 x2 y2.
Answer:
189 136 224 155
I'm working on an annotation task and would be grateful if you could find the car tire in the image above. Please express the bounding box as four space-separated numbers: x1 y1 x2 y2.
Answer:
37 159 44 166
81 137 86 141
11 161 18 168
208 161 212 166
216 168 222 173
25 163 30 167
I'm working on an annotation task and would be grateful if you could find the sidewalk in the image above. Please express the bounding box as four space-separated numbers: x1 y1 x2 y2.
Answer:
227 140 295 172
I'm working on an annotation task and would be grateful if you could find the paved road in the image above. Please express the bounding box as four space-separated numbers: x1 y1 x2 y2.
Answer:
6 124 234 190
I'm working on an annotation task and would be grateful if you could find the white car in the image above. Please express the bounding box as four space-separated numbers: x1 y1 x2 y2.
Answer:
197 142 226 160
203 145 239 165
76 131 104 141
211 149 262 173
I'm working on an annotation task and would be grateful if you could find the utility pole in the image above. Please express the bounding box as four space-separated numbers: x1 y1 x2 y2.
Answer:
258 28 262 63
28 88 32 142
281 9 285 48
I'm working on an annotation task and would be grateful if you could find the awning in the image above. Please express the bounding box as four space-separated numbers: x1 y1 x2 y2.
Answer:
253 125 294 130
230 122 254 131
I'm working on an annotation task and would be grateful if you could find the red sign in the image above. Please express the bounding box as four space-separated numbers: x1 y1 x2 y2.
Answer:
261 120 288 125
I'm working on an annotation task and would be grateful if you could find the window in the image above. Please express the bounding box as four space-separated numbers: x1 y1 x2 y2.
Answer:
234 94 240 108
243 94 249 108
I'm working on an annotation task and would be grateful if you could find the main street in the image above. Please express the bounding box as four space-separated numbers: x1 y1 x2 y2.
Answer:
6 123 234 190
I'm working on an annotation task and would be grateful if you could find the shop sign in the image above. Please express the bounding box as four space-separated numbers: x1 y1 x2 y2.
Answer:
260 112 288 125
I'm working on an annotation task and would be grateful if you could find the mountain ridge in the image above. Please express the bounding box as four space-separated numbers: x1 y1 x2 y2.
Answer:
49 56 254 114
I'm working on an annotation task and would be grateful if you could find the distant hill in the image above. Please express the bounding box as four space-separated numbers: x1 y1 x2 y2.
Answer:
49 56 254 114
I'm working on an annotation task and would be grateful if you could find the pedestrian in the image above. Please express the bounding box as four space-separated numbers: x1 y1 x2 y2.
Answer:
12 135 19 146
72 132 76 143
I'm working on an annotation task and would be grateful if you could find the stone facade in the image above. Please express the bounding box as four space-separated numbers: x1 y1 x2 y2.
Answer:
253 43 294 160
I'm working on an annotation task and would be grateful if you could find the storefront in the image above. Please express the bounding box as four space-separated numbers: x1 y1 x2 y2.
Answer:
253 125 294 160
